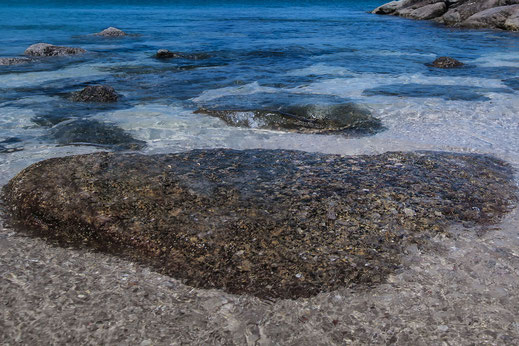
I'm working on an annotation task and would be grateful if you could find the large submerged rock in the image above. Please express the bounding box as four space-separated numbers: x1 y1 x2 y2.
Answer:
2 149 516 299
24 43 86 57
195 104 383 135
372 0 519 31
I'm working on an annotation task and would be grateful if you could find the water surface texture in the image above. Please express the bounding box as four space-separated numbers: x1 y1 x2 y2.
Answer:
1 0 519 178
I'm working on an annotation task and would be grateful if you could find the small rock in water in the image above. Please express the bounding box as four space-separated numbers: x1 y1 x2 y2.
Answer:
70 85 118 103
0 57 32 66
3 149 516 299
49 119 145 151
95 27 127 37
195 103 383 136
155 49 211 60
24 43 86 57
430 57 464 69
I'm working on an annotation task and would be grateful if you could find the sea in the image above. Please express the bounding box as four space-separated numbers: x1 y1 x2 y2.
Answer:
1 0 519 184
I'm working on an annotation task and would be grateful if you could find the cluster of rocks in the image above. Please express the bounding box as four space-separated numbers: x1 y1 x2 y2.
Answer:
0 27 129 66
3 149 516 298
373 0 519 31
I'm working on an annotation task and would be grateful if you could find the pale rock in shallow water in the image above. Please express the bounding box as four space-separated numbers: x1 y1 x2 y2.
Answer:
24 43 86 57
0 57 32 66
95 27 128 37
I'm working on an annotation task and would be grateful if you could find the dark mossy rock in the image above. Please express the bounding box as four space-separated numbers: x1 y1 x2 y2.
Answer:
195 104 384 135
155 49 211 60
24 43 86 57
95 27 127 37
2 149 516 299
0 57 32 66
430 57 464 69
70 85 118 103
49 119 145 151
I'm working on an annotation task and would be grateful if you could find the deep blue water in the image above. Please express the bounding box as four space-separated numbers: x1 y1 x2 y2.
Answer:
0 1 519 179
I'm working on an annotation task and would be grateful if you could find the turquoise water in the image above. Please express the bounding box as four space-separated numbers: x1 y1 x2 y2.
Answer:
0 1 519 181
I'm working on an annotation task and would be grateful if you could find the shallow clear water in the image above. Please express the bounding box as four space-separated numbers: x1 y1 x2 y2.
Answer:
1 0 519 184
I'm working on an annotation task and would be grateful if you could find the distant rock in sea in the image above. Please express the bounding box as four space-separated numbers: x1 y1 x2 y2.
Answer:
70 85 119 103
372 0 519 31
0 57 32 66
195 103 384 135
95 27 128 37
429 56 464 69
154 49 211 60
24 43 86 57
2 149 516 298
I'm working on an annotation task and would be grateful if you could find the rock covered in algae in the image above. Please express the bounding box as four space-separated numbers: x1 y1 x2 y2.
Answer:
2 149 517 299
195 103 383 135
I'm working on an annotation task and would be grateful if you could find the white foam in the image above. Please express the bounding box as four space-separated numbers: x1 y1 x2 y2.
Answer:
192 82 279 102
0 64 109 88
287 64 354 77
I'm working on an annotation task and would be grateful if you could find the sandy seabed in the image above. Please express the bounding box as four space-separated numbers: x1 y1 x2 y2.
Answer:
1 205 519 345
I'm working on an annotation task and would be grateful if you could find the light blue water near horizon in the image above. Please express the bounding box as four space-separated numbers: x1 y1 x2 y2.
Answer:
1 0 519 184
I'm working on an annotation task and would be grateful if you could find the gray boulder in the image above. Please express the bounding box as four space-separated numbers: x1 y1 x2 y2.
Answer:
402 2 448 19
24 43 86 57
461 4 519 29
373 0 519 30
95 27 127 37
70 85 118 103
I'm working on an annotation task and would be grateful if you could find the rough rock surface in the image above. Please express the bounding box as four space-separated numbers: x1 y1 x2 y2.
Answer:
0 57 32 66
373 0 519 30
430 56 464 68
195 104 383 135
95 27 127 37
24 43 86 57
70 85 118 103
2 149 516 299
49 119 146 151
155 49 211 60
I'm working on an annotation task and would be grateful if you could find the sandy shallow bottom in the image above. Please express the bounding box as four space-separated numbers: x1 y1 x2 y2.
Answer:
1 203 518 345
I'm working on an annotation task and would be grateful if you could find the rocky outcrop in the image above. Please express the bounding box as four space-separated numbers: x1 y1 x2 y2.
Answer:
95 27 127 37
70 85 118 103
195 104 383 135
24 43 86 57
2 149 516 299
372 0 519 31
0 57 32 66
155 49 211 60
49 119 145 150
430 56 464 68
